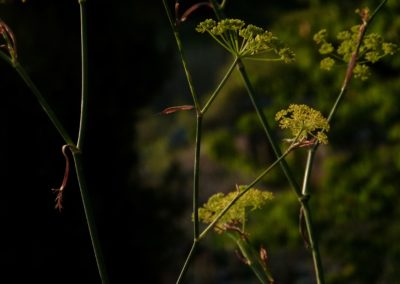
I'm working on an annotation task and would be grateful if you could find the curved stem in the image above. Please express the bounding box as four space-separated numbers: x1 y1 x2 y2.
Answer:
77 0 89 150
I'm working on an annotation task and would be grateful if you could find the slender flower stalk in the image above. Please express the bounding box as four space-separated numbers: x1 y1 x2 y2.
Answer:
236 61 302 196
14 62 75 145
193 114 202 239
77 0 89 149
207 2 326 283
74 1 109 283
162 1 204 283
201 57 239 114
175 241 199 284
162 0 201 112
1 2 109 282
297 2 388 283
199 140 297 240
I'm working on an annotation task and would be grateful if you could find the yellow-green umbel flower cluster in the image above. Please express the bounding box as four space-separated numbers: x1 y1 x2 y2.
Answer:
314 24 398 80
196 18 295 62
198 186 273 233
275 104 330 145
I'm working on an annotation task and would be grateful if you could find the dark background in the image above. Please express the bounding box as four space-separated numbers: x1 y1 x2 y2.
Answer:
1 1 400 283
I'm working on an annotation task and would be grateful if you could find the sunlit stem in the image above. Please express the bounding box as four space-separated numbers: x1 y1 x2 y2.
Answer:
201 57 239 114
199 144 294 240
298 2 388 284
193 114 202 239
162 0 201 112
175 240 199 284
236 60 302 196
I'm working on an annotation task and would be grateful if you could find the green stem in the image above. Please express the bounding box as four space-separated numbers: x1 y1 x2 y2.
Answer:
175 240 199 284
299 149 324 284
75 1 109 283
14 60 74 145
226 232 274 284
301 149 315 196
201 57 239 114
300 200 324 284
209 0 225 19
162 0 201 112
208 3 325 283
193 114 202 239
72 152 109 284
77 0 89 149
297 2 387 283
236 60 302 196
0 49 73 144
199 145 293 240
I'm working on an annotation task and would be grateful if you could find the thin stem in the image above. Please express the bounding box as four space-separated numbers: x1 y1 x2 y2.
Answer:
193 114 202 239
301 149 315 196
77 0 89 150
297 2 387 283
227 231 273 284
75 1 109 283
72 152 109 284
220 0 228 9
368 0 388 25
236 60 302 197
209 0 225 20
162 0 201 112
0 49 11 65
242 57 284 62
199 145 294 240
299 149 324 284
0 49 73 144
175 240 199 284
14 61 74 145
201 57 239 114
300 201 325 284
